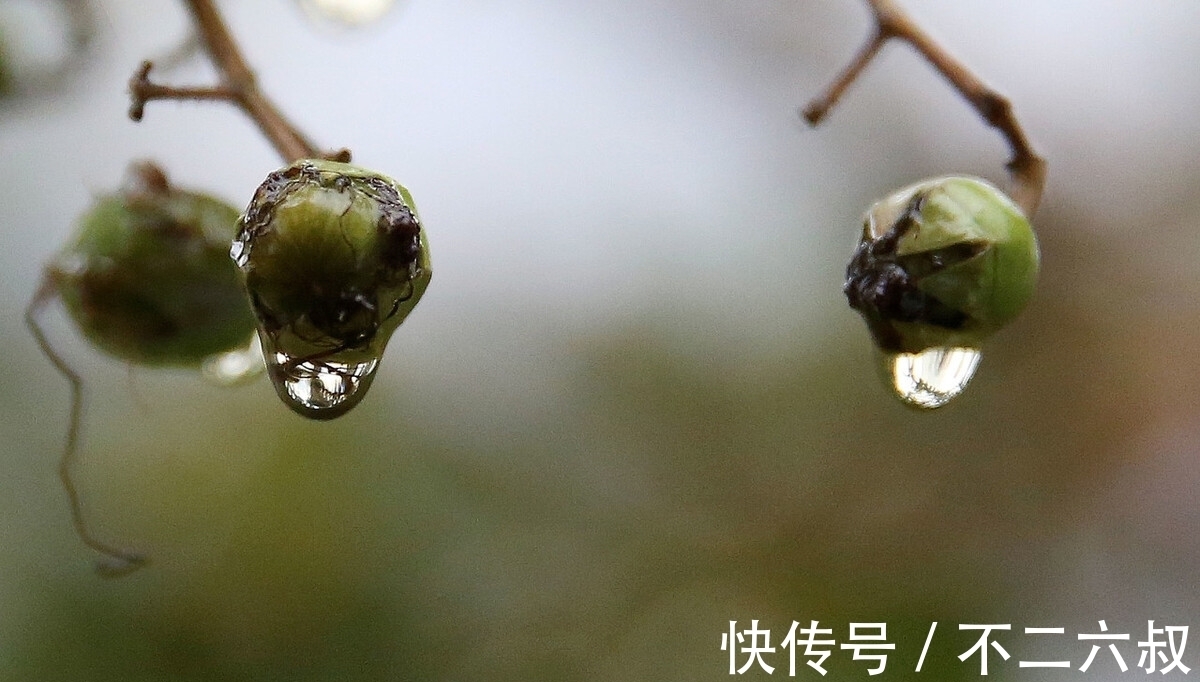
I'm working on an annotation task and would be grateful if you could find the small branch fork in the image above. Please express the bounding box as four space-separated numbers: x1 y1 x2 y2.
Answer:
129 0 350 164
803 0 1046 216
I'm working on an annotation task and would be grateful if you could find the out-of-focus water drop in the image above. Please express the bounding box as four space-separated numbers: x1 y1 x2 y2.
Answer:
265 351 380 419
298 0 397 27
0 0 93 96
886 347 982 409
201 335 263 386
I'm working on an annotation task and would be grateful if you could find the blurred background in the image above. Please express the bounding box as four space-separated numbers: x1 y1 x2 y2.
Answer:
2 0 1199 679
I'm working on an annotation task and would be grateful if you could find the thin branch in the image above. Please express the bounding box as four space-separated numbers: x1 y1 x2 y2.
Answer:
129 0 338 163
804 0 1046 216
802 29 887 127
128 61 236 121
25 277 148 578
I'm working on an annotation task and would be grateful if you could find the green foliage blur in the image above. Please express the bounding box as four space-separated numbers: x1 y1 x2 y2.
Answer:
3 220 1194 680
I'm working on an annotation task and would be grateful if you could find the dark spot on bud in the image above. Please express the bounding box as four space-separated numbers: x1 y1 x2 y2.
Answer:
306 289 378 348
844 192 984 352
77 268 180 345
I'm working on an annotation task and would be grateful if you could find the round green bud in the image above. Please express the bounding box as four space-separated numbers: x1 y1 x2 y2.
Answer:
844 176 1039 354
52 163 258 366
233 159 431 420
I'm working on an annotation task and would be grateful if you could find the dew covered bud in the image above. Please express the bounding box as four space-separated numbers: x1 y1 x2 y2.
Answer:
52 163 257 366
844 176 1039 354
232 159 431 420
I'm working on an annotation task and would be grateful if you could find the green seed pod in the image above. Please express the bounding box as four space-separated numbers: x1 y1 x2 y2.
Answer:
232 159 431 420
844 176 1039 354
52 163 258 366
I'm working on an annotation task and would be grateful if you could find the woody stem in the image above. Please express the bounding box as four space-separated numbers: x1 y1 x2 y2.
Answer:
804 0 1046 216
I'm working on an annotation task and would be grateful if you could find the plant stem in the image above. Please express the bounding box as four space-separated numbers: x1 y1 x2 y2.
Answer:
804 0 1046 216
129 0 332 163
26 278 148 578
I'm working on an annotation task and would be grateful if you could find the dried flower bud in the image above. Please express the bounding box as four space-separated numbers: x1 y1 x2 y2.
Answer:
844 176 1039 355
232 159 431 419
52 163 257 367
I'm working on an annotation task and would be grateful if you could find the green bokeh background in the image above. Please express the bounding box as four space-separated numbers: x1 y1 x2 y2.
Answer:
3 1 1199 680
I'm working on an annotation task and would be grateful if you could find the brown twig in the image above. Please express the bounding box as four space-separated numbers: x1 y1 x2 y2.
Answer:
129 0 345 164
128 61 235 121
25 277 148 578
804 0 1046 216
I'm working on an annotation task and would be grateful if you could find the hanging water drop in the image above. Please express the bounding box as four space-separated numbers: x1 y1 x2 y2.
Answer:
886 346 982 409
265 352 379 419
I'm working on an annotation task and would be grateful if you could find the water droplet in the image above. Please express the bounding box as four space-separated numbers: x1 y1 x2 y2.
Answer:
229 236 249 268
265 351 380 419
298 0 397 26
886 347 982 409
201 335 264 386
